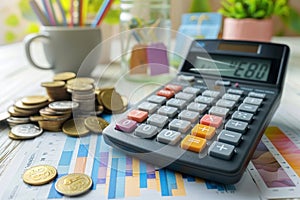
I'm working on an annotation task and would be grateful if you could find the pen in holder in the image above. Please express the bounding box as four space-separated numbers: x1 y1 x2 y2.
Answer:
120 0 171 82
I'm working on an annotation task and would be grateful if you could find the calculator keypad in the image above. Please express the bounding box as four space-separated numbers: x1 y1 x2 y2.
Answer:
115 83 267 161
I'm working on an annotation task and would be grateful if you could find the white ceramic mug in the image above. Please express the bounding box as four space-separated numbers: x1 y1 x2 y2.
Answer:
24 26 102 75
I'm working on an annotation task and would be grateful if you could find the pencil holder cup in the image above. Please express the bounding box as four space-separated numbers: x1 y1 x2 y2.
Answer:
120 0 172 82
24 26 102 76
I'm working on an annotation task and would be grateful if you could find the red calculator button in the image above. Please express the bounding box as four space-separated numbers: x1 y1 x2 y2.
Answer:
200 114 223 128
164 84 182 93
156 89 175 99
127 109 148 123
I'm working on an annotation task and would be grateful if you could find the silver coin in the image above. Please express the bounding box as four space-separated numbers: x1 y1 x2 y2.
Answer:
49 101 79 111
7 117 30 123
11 124 43 139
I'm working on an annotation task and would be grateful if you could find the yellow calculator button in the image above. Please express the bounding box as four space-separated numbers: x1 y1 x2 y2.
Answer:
181 135 207 153
191 124 216 139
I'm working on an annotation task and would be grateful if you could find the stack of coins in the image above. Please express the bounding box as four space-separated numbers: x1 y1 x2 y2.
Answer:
67 78 96 116
31 101 78 132
7 96 49 118
41 81 70 101
96 87 128 113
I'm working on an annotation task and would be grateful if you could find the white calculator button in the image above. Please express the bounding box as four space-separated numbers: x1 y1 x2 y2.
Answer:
195 96 214 105
157 129 181 145
187 102 207 114
166 98 187 110
157 106 178 118
147 114 169 128
243 97 263 106
209 141 235 160
134 124 158 138
147 95 167 105
183 87 201 95
138 102 159 114
222 93 241 102
248 92 266 99
202 90 220 98
175 92 195 102
168 119 191 133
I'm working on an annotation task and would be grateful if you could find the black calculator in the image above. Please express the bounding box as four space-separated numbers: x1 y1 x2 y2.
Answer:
103 39 290 184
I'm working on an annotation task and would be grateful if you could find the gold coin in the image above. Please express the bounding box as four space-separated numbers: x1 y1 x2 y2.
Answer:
67 83 93 92
15 100 49 110
62 118 90 137
41 81 65 88
100 90 124 112
84 117 109 134
8 106 30 117
67 78 95 85
13 106 39 115
55 173 92 196
8 131 24 140
95 87 114 102
53 72 76 81
22 165 57 186
21 96 49 105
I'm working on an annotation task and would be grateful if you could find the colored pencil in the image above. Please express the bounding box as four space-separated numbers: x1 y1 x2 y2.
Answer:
42 0 56 25
91 0 113 27
49 0 58 25
56 0 67 26
78 0 83 26
29 0 50 26
70 0 74 26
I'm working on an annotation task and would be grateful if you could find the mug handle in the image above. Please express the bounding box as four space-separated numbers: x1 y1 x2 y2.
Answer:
24 33 54 70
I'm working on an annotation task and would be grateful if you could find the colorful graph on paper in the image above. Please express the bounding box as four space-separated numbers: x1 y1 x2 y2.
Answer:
1 114 260 200
248 126 300 199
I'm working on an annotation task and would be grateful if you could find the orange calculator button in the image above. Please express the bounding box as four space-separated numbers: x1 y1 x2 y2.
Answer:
200 114 223 128
191 124 216 139
164 84 183 93
127 109 148 123
181 135 207 153
156 89 175 99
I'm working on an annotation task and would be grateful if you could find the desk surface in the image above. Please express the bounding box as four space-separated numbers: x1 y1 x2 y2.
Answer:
1 37 300 199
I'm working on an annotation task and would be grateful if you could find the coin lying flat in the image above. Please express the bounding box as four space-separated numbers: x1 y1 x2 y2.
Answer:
23 165 57 186
53 72 76 81
11 124 43 139
62 118 89 137
55 173 92 196
49 101 79 111
84 117 109 134
21 95 49 105
8 131 24 140
67 77 95 85
41 81 65 88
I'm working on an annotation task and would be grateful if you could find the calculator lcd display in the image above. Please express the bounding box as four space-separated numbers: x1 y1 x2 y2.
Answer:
194 55 271 82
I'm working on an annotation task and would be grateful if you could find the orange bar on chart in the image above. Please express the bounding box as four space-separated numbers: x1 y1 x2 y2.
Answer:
172 173 186 196
74 157 87 173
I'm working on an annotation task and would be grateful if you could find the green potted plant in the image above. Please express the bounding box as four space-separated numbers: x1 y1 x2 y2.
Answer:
219 0 290 41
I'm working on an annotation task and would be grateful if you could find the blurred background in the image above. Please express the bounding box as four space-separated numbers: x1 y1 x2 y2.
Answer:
1 0 300 45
